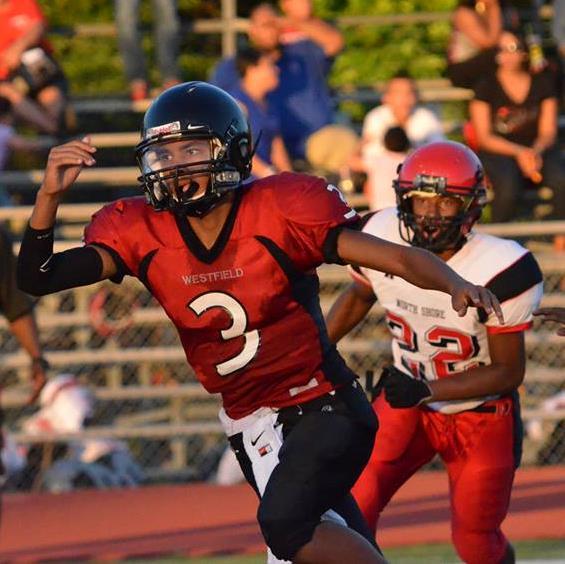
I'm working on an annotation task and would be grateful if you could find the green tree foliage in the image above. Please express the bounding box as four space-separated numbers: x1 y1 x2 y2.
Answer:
37 0 459 95
314 0 456 87
38 0 223 94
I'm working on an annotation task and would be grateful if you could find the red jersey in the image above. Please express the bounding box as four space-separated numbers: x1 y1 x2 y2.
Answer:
84 173 359 418
0 0 49 80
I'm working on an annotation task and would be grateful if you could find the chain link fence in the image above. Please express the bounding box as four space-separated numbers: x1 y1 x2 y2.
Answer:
1 222 563 493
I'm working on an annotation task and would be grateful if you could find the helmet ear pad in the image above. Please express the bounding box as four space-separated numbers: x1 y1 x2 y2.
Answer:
228 135 252 179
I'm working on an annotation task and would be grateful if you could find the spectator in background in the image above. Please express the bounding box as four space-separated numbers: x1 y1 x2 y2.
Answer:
211 3 281 92
470 31 565 223
0 98 46 206
552 0 565 64
0 222 49 483
0 0 67 135
0 431 26 486
365 126 410 212
0 224 48 403
447 0 502 89
232 47 292 179
305 124 360 193
114 0 181 101
211 2 344 162
0 82 57 135
274 0 343 160
361 73 444 167
534 307 565 337
20 374 144 492
552 0 565 97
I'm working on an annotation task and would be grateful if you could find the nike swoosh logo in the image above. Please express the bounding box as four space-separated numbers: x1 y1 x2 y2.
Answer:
250 431 265 446
39 255 53 273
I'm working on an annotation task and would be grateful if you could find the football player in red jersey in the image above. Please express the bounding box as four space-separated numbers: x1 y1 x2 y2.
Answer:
18 83 502 564
327 141 544 564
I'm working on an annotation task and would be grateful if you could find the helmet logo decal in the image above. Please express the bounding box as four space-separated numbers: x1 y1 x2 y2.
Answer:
147 120 181 138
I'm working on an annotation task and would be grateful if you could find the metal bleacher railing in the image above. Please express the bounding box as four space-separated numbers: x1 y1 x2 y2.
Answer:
0 4 563 486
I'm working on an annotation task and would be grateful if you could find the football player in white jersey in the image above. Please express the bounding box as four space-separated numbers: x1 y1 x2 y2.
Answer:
327 141 544 564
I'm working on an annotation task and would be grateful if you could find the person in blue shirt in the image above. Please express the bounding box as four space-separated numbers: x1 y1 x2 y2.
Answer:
274 0 343 160
231 47 291 178
210 3 280 92
210 2 343 161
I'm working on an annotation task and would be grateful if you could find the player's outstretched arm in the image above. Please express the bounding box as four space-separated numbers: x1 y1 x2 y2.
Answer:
337 228 504 323
326 280 377 343
17 138 118 296
534 307 565 336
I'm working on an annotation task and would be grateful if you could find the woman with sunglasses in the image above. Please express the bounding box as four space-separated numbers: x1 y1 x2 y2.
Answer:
470 30 565 226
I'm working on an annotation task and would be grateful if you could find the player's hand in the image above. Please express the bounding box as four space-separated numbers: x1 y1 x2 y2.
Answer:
39 136 97 198
450 280 504 324
378 365 432 408
533 307 565 336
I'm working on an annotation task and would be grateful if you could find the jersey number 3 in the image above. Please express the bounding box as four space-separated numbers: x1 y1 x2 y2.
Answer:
188 292 260 376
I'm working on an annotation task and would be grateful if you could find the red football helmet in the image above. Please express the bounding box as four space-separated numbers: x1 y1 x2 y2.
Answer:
394 141 487 252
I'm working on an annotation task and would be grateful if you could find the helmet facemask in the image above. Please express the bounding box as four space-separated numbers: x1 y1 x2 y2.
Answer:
136 128 250 217
395 173 486 253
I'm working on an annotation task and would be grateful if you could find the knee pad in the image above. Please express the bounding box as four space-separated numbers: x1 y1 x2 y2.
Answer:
258 503 316 561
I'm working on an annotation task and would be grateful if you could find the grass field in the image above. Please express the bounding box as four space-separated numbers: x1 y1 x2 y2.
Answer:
130 539 565 563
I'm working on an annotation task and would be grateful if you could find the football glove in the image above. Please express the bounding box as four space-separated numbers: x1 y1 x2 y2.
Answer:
380 365 433 408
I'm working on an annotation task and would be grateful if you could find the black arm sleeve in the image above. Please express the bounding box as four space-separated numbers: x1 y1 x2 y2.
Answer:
322 224 350 265
322 212 373 265
17 224 104 297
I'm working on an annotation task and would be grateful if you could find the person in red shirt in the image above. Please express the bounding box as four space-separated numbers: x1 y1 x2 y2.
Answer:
0 0 66 133
17 82 502 564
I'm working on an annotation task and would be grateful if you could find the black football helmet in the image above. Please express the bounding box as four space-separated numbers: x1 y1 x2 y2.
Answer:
135 82 252 216
394 141 487 253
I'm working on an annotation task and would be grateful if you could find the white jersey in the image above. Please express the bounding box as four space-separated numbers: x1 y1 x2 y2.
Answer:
352 208 544 414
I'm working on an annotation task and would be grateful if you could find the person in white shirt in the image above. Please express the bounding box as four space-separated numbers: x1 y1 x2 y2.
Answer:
365 126 410 211
361 73 444 167
22 374 144 491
